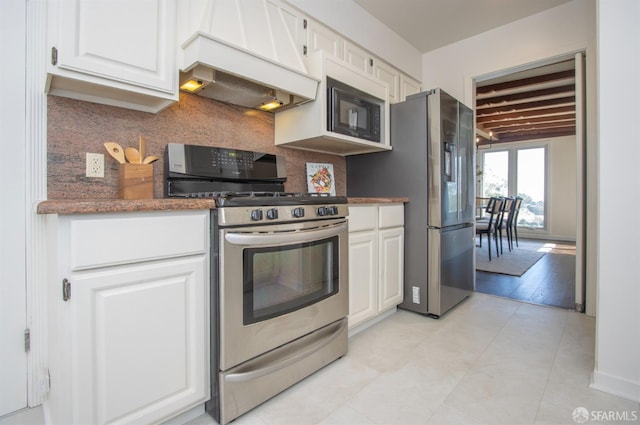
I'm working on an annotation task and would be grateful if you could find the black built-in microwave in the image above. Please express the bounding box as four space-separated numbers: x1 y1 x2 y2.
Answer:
327 77 382 143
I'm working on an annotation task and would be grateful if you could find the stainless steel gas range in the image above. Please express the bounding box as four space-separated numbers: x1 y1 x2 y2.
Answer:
165 143 349 424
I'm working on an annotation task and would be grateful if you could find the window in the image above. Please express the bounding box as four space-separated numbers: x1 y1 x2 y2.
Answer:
517 148 545 229
480 146 546 230
482 151 509 198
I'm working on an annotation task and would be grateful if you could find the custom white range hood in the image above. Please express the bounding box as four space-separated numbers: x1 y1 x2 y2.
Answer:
179 0 319 111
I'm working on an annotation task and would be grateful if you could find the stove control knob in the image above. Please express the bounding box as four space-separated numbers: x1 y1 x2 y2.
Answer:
292 207 305 218
250 209 263 221
317 206 328 216
327 206 339 215
266 208 279 220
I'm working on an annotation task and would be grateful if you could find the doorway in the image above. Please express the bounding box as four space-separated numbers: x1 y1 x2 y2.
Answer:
473 54 586 311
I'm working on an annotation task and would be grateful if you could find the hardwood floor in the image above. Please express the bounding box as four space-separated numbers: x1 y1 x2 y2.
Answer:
475 239 576 310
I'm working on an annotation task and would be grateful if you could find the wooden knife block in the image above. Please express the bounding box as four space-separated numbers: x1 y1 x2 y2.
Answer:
118 164 153 199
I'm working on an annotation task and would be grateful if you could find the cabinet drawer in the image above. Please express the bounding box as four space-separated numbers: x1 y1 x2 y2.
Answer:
66 211 208 270
379 204 404 228
348 206 377 232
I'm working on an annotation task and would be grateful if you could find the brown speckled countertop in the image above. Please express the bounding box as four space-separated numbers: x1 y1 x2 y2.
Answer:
37 198 216 215
37 197 409 215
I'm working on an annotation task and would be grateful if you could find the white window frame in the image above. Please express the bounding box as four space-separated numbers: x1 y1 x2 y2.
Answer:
478 142 549 233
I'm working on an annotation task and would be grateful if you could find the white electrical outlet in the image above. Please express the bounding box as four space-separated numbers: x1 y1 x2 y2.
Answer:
412 286 420 304
86 153 104 178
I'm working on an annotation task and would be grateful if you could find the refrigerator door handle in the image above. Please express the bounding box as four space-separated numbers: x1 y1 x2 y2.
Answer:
444 142 456 182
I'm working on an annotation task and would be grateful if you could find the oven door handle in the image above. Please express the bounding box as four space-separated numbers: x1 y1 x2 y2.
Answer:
224 221 347 246
224 319 347 383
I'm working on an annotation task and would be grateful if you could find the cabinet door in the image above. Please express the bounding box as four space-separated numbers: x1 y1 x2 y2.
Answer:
279 1 307 59
305 20 344 58
51 0 176 93
378 227 404 312
373 60 400 103
348 231 378 329
70 256 208 425
344 41 372 75
400 75 422 100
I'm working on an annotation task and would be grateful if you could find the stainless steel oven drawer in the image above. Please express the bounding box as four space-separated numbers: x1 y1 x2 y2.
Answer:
218 318 348 424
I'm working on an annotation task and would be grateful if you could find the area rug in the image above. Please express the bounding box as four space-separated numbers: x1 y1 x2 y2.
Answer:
475 239 554 276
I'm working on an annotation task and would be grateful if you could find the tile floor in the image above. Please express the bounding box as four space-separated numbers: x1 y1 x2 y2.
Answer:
3 293 638 425
191 293 638 425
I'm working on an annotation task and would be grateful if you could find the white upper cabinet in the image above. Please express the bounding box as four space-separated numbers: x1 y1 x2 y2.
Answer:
344 41 373 75
305 19 344 59
373 60 400 104
46 0 178 113
401 74 422 100
299 8 421 105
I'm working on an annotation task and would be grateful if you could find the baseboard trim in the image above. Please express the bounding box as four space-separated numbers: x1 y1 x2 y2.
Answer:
590 370 640 403
348 308 397 338
516 233 576 243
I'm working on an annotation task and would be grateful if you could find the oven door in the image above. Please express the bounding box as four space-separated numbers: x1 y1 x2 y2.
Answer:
218 218 348 370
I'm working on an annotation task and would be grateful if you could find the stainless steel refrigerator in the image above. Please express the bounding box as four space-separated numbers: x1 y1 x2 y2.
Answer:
347 88 475 317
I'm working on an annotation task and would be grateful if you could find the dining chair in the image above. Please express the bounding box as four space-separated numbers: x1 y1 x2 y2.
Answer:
501 198 516 252
475 197 491 219
510 196 523 247
499 197 516 253
493 197 510 255
475 197 503 261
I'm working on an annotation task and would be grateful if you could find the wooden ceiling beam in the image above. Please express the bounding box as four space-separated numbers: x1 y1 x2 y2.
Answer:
477 96 575 115
477 128 576 145
489 122 576 135
476 84 575 106
476 69 575 95
476 106 576 123
494 129 576 143
478 113 575 129
493 123 575 134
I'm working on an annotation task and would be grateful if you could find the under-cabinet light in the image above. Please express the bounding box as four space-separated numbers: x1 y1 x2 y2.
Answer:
259 100 284 111
179 66 215 93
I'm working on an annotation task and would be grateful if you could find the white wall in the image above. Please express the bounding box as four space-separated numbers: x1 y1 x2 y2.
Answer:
420 0 596 110
285 0 422 80
592 0 640 403
0 0 28 416
547 136 578 240
479 135 577 241
530 135 577 241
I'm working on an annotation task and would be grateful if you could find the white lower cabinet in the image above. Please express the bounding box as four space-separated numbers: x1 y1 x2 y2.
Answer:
347 229 378 326
45 210 210 425
378 226 404 311
348 204 404 330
